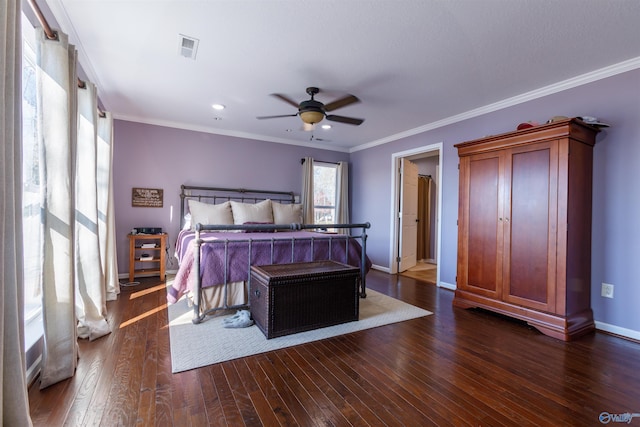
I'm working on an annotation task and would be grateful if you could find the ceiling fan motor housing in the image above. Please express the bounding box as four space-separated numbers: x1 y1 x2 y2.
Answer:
299 99 324 113
299 99 325 124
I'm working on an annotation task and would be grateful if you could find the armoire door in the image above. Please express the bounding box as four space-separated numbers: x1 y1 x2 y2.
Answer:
457 150 505 300
502 140 559 312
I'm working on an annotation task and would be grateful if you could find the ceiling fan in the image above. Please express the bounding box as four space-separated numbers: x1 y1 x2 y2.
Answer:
257 87 364 127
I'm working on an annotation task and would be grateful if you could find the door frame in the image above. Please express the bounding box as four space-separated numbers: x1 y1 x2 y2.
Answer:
389 143 444 287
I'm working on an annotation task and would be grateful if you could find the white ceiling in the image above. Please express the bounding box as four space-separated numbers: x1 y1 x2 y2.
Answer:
44 0 640 152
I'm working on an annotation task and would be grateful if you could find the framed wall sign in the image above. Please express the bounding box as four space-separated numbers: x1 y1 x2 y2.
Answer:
132 187 163 208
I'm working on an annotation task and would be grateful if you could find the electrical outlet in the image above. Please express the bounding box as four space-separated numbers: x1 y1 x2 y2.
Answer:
601 283 614 298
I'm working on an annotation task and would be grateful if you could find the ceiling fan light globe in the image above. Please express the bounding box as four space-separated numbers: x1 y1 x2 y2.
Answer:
300 110 324 124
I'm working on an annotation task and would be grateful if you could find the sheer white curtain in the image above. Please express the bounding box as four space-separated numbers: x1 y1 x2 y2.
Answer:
37 27 79 389
75 82 111 340
1 1 35 424
301 157 315 224
98 113 120 301
336 161 350 231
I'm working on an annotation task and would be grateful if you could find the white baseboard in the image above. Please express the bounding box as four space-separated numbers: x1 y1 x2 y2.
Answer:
371 264 390 273
595 321 640 342
438 281 456 291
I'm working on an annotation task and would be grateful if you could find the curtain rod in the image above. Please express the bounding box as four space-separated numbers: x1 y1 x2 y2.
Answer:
27 0 106 117
300 158 339 165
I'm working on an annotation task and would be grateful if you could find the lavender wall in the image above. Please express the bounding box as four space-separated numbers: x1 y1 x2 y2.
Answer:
350 68 640 336
112 121 348 273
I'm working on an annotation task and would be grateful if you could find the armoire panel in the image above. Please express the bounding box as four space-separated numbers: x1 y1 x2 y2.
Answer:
509 148 550 303
468 156 500 292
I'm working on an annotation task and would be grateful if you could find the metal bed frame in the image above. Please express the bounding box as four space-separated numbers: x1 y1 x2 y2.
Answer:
178 185 370 324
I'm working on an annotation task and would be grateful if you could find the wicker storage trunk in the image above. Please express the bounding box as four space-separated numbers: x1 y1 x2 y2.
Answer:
249 260 361 339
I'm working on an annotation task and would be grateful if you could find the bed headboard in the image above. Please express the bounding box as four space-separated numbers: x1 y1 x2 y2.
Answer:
179 185 296 230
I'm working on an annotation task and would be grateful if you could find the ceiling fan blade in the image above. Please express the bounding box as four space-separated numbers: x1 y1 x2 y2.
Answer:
257 114 298 120
324 94 360 112
325 115 364 125
271 93 300 108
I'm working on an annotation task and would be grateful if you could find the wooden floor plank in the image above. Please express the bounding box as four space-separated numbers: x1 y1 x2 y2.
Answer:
135 288 161 426
28 272 640 426
256 352 319 426
153 289 175 426
296 343 399 425
192 367 221 426
276 349 352 426
208 363 244 426
242 355 296 427
286 346 367 426
97 291 149 426
221 361 263 426
230 358 282 427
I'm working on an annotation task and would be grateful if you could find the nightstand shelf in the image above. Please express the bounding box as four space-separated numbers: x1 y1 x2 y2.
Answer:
128 233 167 282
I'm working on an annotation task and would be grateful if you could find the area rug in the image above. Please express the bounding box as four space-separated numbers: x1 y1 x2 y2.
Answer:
168 289 432 373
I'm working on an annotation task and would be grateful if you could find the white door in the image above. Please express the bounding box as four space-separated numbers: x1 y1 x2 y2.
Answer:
398 158 418 272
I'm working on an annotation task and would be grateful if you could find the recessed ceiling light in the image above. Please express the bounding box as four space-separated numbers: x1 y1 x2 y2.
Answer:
321 124 331 129
212 104 225 110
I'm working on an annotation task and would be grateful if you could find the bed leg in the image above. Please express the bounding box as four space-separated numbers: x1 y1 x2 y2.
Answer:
192 302 205 324
360 225 368 298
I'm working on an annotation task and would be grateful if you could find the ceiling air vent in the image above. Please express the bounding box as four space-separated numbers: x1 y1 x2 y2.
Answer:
178 34 199 60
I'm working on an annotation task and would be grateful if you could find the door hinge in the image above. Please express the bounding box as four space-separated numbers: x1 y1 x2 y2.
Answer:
396 256 401 262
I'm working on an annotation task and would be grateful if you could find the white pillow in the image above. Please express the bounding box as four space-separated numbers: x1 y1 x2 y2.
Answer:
272 202 303 224
230 199 274 225
188 200 233 230
182 213 192 230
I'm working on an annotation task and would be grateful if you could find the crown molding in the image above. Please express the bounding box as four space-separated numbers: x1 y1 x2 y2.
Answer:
350 56 640 153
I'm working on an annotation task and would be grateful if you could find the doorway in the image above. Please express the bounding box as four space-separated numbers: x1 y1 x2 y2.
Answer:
389 143 443 287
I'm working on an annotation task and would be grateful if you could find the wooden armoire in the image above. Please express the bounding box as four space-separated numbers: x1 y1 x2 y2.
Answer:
453 118 599 341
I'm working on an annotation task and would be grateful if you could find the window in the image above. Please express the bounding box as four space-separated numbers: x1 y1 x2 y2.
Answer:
313 162 338 224
21 14 43 348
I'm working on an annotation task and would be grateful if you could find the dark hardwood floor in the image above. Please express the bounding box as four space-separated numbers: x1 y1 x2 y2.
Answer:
28 270 640 426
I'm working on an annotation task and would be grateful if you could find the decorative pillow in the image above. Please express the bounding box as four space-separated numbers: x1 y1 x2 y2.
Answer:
230 199 274 225
187 200 233 230
182 213 192 230
272 202 303 224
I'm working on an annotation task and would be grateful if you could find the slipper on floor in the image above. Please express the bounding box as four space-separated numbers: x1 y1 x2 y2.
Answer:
222 310 254 328
222 310 249 324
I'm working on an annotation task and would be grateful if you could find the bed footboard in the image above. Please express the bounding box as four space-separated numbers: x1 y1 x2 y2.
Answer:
191 222 370 324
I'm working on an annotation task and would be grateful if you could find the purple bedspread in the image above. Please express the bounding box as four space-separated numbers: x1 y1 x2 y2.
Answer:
168 230 371 304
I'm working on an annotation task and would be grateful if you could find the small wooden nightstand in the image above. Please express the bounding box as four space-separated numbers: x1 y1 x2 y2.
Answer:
128 233 167 282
